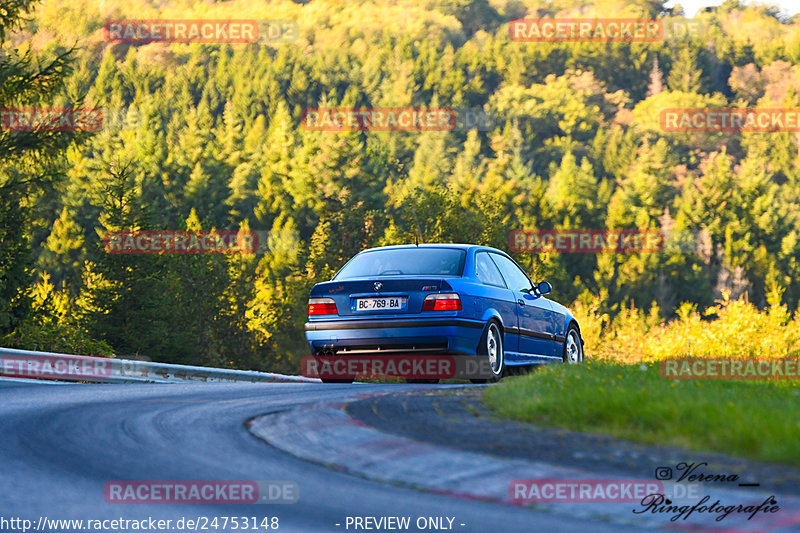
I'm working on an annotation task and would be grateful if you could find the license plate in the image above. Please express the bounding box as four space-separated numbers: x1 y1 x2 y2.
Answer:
355 297 406 311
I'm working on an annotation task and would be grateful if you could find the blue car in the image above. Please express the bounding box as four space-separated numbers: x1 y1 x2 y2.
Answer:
304 244 584 383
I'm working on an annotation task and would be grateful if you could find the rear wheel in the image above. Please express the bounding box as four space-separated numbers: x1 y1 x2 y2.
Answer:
563 325 583 364
471 320 504 384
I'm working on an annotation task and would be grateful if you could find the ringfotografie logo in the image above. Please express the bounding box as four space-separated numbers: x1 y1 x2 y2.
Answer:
634 462 779 523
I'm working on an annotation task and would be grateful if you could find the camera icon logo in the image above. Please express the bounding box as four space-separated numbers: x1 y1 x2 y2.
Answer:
655 467 673 480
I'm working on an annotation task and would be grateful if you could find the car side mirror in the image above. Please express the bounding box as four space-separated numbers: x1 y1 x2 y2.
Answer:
537 281 552 295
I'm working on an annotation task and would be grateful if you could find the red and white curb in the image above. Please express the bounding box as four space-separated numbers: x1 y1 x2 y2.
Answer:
247 397 800 531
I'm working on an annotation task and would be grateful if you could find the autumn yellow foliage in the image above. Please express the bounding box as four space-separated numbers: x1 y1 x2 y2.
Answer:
572 289 800 363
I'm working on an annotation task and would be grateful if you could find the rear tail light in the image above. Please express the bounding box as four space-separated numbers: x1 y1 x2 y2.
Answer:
308 297 338 316
422 293 462 311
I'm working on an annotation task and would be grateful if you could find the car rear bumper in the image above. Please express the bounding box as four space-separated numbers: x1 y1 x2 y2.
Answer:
304 317 485 356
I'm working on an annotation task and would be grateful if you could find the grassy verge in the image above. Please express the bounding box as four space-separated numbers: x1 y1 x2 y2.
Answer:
483 361 800 466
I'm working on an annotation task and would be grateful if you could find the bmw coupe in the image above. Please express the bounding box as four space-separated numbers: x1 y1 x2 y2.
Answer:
304 244 584 382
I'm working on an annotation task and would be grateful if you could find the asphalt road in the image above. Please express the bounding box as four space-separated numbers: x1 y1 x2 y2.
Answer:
0 381 652 533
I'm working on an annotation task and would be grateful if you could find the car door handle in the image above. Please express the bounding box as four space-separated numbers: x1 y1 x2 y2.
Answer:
517 299 525 307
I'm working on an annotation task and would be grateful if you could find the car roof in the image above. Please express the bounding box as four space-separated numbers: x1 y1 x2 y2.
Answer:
358 243 507 254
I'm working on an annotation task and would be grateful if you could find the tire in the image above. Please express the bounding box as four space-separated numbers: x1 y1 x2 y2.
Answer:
320 378 354 383
405 379 440 384
562 324 583 364
470 320 504 384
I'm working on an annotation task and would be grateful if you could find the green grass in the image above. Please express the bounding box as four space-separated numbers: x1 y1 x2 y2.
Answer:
483 361 800 466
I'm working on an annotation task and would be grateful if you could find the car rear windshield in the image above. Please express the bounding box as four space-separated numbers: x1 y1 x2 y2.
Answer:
334 248 466 279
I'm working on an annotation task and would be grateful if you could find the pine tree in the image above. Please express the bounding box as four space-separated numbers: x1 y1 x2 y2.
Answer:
547 151 608 228
39 206 85 291
667 45 703 93
0 0 81 339
647 56 664 97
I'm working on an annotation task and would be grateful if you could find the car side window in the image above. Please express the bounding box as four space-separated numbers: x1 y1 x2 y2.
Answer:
475 252 506 288
490 253 533 292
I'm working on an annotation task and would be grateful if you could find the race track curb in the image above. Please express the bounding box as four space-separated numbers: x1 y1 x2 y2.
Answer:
247 389 800 532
